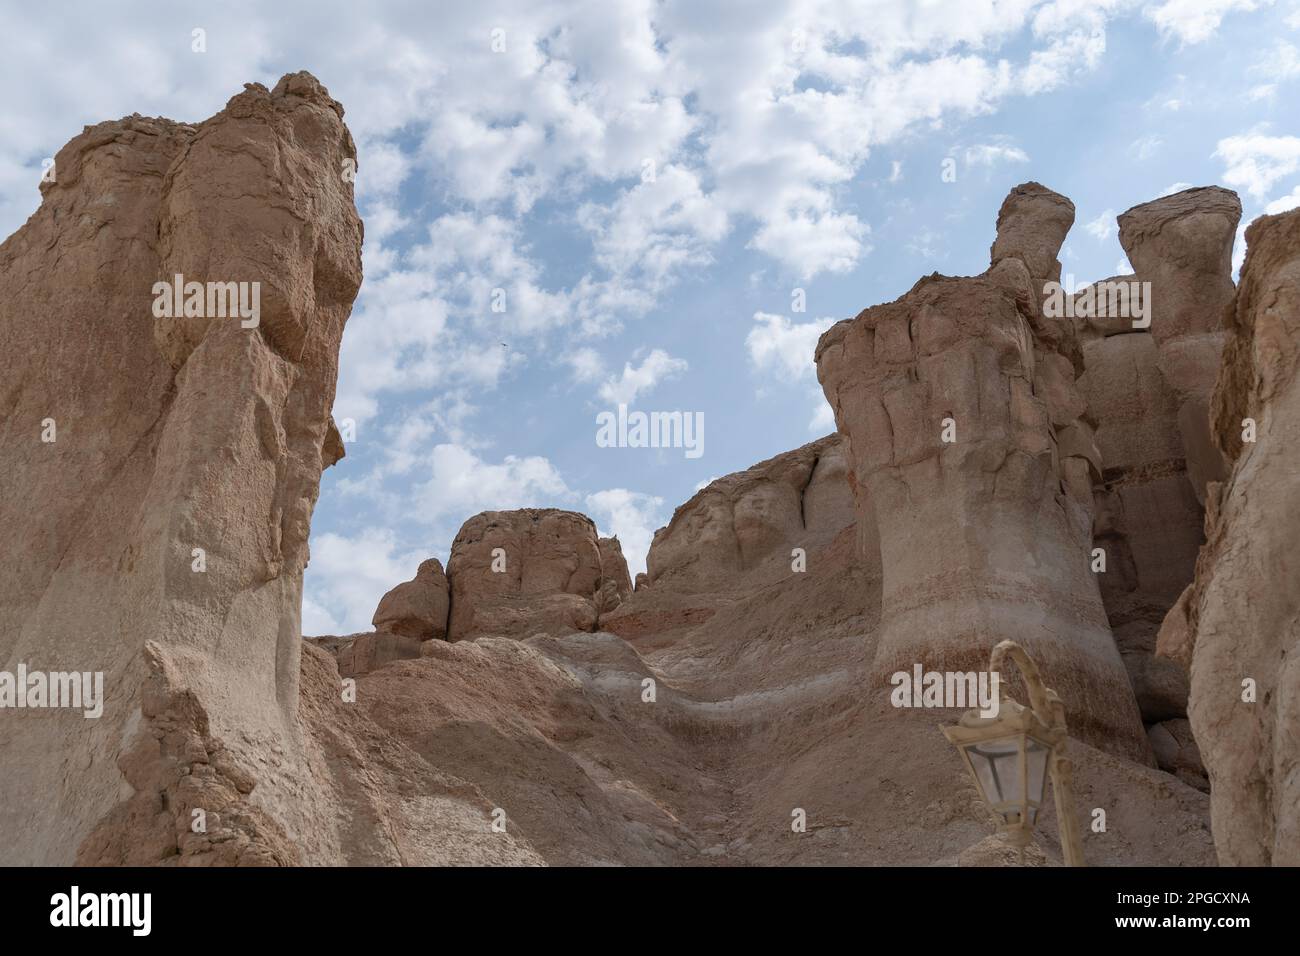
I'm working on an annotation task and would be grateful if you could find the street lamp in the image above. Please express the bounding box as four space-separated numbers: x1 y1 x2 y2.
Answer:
942 640 1086 866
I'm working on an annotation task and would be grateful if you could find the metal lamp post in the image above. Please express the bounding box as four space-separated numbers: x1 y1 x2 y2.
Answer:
942 639 1086 866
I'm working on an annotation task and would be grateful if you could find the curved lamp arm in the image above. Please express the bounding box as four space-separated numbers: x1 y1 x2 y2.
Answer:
990 639 1054 727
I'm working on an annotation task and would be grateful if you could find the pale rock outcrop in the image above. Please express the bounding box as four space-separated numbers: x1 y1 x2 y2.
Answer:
372 558 449 641
1147 718 1207 792
644 434 856 593
595 537 633 617
337 632 424 678
598 538 633 599
816 183 1149 761
1170 207 1300 865
446 509 604 642
1073 188 1241 725
1118 187 1241 503
0 73 364 864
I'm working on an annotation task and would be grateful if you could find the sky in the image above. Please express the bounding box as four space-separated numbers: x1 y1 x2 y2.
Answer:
2 0 1298 635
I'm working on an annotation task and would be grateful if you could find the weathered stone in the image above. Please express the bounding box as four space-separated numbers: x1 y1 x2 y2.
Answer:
817 183 1149 762
372 558 449 641
446 509 603 642
1118 187 1241 345
645 435 855 592
0 73 364 865
1181 207 1300 865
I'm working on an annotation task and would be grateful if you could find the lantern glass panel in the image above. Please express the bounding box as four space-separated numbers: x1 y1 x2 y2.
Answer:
1024 736 1051 823
966 735 1021 810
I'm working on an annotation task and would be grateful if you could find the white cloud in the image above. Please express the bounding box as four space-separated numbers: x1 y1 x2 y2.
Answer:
578 164 728 293
1232 221 1249 277
746 311 835 380
1131 134 1163 160
1144 0 1266 45
809 391 836 433
304 528 428 635
565 347 606 384
964 143 1031 166
1084 209 1117 240
1264 184 1300 214
586 489 666 578
598 349 688 405
1158 181 1194 197
411 444 573 526
1215 133 1300 199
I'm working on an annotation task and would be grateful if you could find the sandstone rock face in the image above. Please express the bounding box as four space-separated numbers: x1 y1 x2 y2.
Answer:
1175 208 1300 865
1073 189 1241 726
817 184 1149 761
1147 718 1207 791
0 86 1240 869
446 509 605 642
0 73 364 865
1119 187 1241 503
598 538 633 600
373 558 449 641
645 435 856 592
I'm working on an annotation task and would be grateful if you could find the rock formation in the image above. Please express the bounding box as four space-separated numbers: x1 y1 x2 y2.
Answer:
1065 189 1240 790
644 434 858 591
373 558 449 640
0 75 1274 870
0 73 365 865
816 183 1150 762
446 509 605 642
1165 206 1300 865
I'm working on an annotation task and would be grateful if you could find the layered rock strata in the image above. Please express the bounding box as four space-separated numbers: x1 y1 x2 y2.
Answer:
816 183 1150 761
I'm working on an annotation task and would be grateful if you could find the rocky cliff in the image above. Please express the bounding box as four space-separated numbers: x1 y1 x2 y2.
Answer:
2 75 1282 867
1164 206 1300 865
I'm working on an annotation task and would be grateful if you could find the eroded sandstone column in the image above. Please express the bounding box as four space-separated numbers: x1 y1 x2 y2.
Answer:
1118 188 1242 502
0 73 363 864
816 183 1149 761
1167 207 1300 865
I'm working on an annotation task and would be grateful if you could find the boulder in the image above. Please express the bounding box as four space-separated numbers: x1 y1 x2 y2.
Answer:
446 509 603 642
372 558 449 641
646 435 855 592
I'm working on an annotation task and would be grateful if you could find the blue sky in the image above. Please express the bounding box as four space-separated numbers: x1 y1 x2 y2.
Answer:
2 1 1298 634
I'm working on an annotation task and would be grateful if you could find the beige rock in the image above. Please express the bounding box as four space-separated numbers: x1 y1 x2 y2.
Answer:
597 537 633 605
1118 187 1241 345
446 509 603 642
0 85 1238 870
0 73 364 865
1181 207 1300 865
1119 187 1241 503
338 632 425 677
646 435 855 592
372 558 449 641
1147 718 1207 791
817 183 1149 762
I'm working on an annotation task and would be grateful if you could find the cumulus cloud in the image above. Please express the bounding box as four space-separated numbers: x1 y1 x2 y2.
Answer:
412 444 573 525
565 347 606 384
964 143 1031 166
585 488 666 578
303 528 428 636
1084 209 1117 241
746 311 835 379
1264 184 1300 214
598 349 688 405
1145 0 1267 45
1215 133 1300 199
